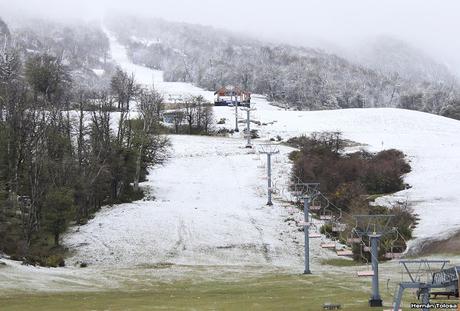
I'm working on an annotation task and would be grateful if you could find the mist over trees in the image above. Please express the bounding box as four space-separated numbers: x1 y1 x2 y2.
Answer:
106 16 460 117
4 17 113 92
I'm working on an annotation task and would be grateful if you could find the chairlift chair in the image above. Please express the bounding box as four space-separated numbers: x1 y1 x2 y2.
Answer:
357 270 375 277
336 249 353 257
320 242 336 249
347 229 362 244
319 209 333 221
356 259 375 277
383 230 405 260
384 252 403 259
332 223 347 232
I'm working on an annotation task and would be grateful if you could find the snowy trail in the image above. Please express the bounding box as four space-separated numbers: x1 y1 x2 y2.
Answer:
64 135 333 268
94 26 460 255
103 26 215 102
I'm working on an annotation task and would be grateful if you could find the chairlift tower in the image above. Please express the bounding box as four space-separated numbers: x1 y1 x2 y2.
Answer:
295 183 320 274
259 144 279 206
392 260 458 311
353 214 396 307
241 107 256 148
233 92 239 132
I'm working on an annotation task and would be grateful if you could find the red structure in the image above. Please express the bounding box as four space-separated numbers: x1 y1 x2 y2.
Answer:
214 85 251 107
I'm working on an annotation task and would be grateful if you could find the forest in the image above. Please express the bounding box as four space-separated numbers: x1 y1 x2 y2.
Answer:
0 19 170 266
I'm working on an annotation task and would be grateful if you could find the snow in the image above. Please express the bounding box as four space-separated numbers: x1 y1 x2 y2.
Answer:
92 68 105 76
74 27 460 261
103 26 215 103
214 104 460 250
64 135 333 268
130 35 161 47
1 25 459 293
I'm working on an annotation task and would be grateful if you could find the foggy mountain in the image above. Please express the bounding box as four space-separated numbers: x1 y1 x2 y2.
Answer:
2 14 460 119
105 15 460 117
342 36 457 85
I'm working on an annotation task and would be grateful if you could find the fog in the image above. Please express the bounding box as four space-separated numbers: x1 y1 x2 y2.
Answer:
1 0 460 75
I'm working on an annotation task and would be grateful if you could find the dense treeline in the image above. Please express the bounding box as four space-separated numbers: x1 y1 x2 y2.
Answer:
0 36 169 265
163 96 214 135
3 17 113 91
106 16 460 118
288 132 415 260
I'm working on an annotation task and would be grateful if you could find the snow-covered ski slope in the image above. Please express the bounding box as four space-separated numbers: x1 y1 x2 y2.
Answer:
103 26 215 102
65 136 332 267
214 105 460 250
68 26 460 267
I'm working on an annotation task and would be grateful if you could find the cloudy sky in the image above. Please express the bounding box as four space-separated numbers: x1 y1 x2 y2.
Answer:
1 0 460 75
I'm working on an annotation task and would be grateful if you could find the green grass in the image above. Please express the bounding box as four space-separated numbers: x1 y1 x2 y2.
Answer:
0 268 457 311
321 258 365 267
0 272 417 311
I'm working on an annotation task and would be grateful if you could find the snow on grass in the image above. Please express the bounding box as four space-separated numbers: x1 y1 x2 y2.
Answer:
64 135 335 268
2 26 458 294
84 28 460 260
215 104 460 251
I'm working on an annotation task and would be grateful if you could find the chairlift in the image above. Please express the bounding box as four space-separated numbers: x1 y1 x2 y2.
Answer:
357 270 374 277
347 229 362 244
319 207 334 221
309 205 322 211
332 223 347 232
309 233 321 238
383 230 405 260
336 249 353 257
384 252 403 259
356 241 374 277
320 242 336 249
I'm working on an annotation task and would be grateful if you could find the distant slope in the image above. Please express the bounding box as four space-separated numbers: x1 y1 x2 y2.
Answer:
345 36 457 85
106 16 460 116
0 17 11 48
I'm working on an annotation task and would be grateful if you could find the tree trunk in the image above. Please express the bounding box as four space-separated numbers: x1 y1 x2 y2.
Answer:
134 148 142 192
54 231 59 246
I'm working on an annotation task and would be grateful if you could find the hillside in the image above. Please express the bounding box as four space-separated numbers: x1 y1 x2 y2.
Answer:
2 17 113 90
345 36 457 85
63 29 460 269
106 16 460 116
0 18 459 309
109 28 460 253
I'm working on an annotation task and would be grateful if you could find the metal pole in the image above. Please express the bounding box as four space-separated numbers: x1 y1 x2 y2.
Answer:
369 235 383 307
267 153 272 205
420 287 430 311
234 94 239 132
303 196 311 274
246 109 251 148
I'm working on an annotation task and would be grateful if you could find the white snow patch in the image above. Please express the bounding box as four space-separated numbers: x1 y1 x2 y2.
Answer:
214 104 460 250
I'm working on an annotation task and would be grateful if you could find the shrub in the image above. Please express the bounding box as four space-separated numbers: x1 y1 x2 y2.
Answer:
46 255 65 267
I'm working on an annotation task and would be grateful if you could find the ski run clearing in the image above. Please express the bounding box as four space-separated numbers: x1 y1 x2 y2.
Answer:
1 25 460 294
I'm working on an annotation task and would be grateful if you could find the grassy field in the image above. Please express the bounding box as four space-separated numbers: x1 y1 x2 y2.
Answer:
0 271 428 311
